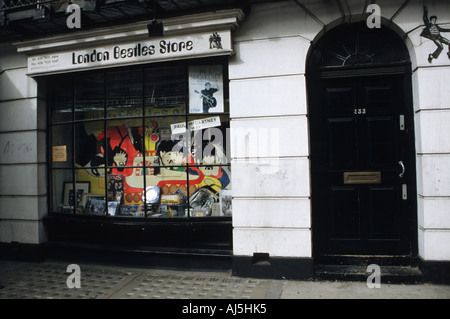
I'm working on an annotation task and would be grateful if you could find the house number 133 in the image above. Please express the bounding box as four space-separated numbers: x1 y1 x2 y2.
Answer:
354 108 366 115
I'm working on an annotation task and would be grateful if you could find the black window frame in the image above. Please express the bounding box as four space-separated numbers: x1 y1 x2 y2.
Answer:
46 57 232 223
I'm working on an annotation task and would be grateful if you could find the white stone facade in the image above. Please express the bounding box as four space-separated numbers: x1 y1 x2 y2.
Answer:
0 44 47 244
229 0 450 262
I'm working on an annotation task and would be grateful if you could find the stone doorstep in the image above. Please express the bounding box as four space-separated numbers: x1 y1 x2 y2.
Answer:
315 264 423 284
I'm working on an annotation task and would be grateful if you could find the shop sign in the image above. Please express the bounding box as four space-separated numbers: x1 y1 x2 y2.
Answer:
27 30 232 75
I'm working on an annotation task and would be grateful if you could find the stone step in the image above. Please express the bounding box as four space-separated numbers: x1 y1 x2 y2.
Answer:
315 264 423 284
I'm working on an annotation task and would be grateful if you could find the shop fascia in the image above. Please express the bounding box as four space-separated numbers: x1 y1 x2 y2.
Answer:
26 30 231 76
70 39 195 65
13 9 244 76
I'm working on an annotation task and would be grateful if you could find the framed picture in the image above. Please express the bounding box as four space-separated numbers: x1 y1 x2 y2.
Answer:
119 204 145 217
118 205 131 216
189 65 224 114
81 193 106 215
107 201 119 216
63 182 90 207
219 189 232 216
107 175 124 195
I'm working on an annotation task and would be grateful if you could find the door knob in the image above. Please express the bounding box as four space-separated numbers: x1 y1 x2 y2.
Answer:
399 161 405 178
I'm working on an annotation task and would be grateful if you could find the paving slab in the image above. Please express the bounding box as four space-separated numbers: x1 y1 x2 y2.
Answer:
0 261 135 299
106 268 271 299
281 280 450 299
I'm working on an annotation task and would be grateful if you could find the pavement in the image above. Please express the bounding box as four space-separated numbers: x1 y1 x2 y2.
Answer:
0 259 449 300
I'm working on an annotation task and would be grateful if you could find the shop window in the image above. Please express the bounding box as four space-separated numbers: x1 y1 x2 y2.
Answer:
49 62 231 219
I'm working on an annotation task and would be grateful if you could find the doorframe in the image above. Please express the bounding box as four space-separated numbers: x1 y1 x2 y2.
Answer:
305 24 419 265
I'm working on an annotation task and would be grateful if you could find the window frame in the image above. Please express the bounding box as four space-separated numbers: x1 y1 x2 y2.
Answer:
47 57 232 222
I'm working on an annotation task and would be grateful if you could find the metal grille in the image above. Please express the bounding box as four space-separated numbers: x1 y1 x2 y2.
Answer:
0 0 244 42
1 0 40 10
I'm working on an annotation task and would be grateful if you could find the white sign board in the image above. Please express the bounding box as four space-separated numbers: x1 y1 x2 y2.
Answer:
28 30 232 75
171 116 221 135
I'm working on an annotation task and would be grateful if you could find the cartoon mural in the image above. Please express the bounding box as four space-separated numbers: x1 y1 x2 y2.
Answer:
51 65 231 217
74 115 230 217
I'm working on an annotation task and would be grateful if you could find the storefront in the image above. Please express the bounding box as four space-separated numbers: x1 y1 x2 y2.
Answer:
45 58 234 246
1 0 449 282
1 6 243 267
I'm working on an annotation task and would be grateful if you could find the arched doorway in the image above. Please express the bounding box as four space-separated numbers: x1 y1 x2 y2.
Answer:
306 22 417 263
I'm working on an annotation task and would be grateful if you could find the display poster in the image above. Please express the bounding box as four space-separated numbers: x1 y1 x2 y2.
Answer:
52 145 67 162
189 65 224 114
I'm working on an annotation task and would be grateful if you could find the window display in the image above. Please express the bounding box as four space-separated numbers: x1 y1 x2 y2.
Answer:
49 62 231 219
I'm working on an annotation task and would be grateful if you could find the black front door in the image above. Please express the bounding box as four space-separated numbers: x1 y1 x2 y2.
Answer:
310 73 414 258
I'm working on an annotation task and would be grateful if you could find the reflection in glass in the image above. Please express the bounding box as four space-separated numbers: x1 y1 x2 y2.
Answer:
50 76 73 123
106 69 143 118
144 67 186 116
75 73 105 120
